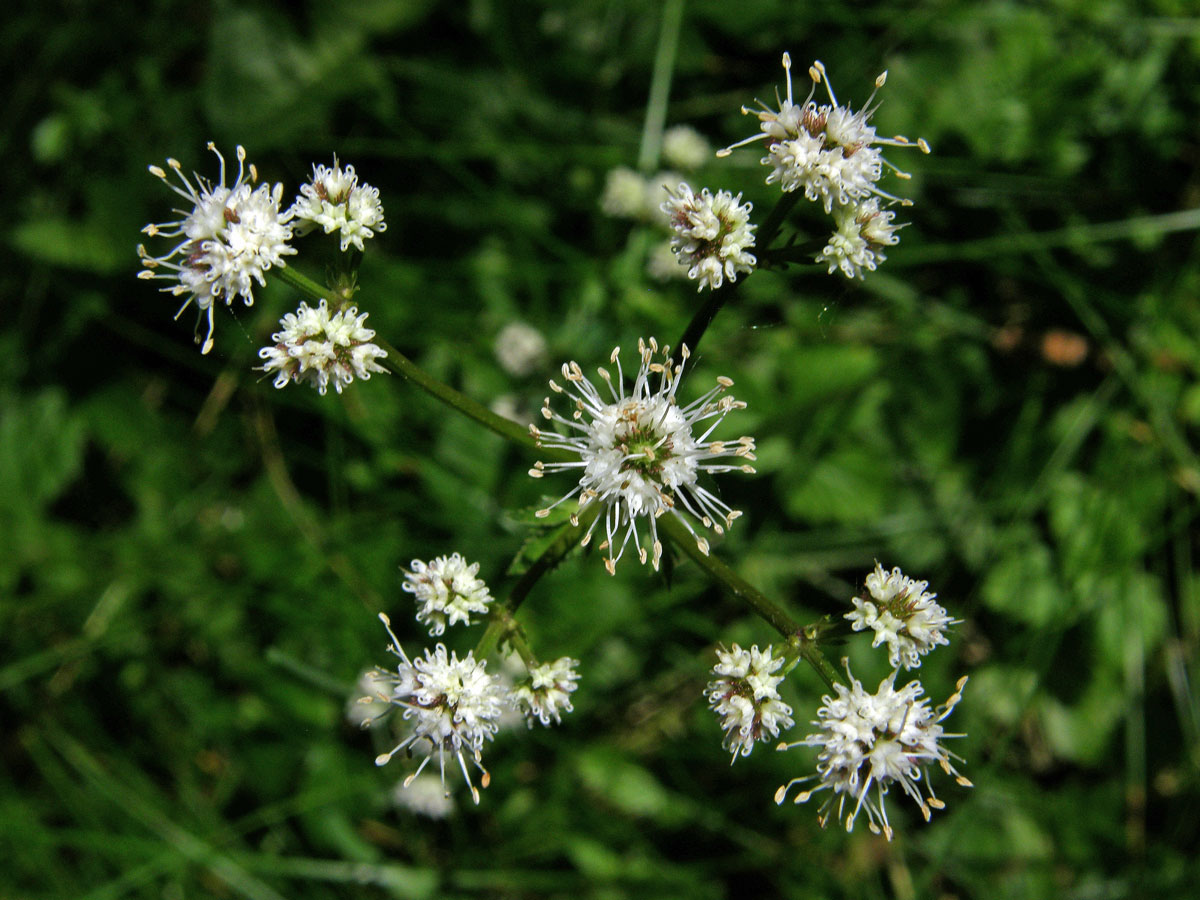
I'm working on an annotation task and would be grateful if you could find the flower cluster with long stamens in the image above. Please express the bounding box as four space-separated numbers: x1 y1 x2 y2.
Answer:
257 299 388 395
847 563 957 670
529 338 756 574
758 562 969 839
371 613 507 804
365 555 580 804
719 53 928 279
289 158 387 253
402 553 494 637
776 662 971 840
138 143 295 354
661 183 758 292
706 644 794 761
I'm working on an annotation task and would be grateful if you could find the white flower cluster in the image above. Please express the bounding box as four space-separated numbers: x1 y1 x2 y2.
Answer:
815 198 900 280
705 644 794 761
720 54 929 279
289 158 387 252
257 299 388 396
660 183 758 292
765 562 967 839
402 553 493 637
138 144 296 354
776 662 971 840
598 130 715 286
366 558 580 803
373 614 506 805
529 338 756 574
846 562 956 670
510 656 581 726
141 145 390 358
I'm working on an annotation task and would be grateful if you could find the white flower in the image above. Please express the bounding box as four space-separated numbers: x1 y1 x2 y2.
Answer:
529 338 756 574
391 774 455 819
495 322 548 378
660 183 757 292
705 643 794 761
661 125 712 171
402 553 493 637
510 657 580 726
776 661 971 840
846 562 956 670
373 614 507 804
816 198 903 280
289 158 387 252
718 54 929 212
600 166 649 219
257 299 388 396
138 143 295 354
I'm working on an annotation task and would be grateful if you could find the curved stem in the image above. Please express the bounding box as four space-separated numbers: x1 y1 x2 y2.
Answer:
374 339 539 450
657 514 798 636
274 265 574 457
657 515 842 689
273 264 328 303
475 506 601 659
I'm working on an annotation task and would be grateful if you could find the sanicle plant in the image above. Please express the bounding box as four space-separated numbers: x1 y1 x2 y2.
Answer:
137 53 970 840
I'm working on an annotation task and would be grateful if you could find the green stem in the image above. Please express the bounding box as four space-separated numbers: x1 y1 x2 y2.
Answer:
475 507 601 659
636 0 685 173
675 191 802 354
275 265 573 457
657 514 798 636
793 618 842 691
274 264 328 302
374 339 539 450
657 515 842 689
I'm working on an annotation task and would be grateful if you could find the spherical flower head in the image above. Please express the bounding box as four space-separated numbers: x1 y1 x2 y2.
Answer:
661 125 713 171
510 657 581 726
495 321 548 378
289 157 387 252
776 661 971 840
705 643 795 761
138 143 296 354
402 553 493 637
718 54 930 211
257 299 388 396
846 562 956 669
373 614 507 804
660 183 757 292
816 198 902 280
529 338 757 574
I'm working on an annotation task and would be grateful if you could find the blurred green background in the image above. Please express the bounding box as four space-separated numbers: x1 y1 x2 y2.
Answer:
3 0 1199 897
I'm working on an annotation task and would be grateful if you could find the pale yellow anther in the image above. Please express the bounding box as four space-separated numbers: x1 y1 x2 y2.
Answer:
876 71 888 88
918 137 931 154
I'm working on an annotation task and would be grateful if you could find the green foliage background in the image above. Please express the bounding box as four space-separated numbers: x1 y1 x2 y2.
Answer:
3 1 1199 897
